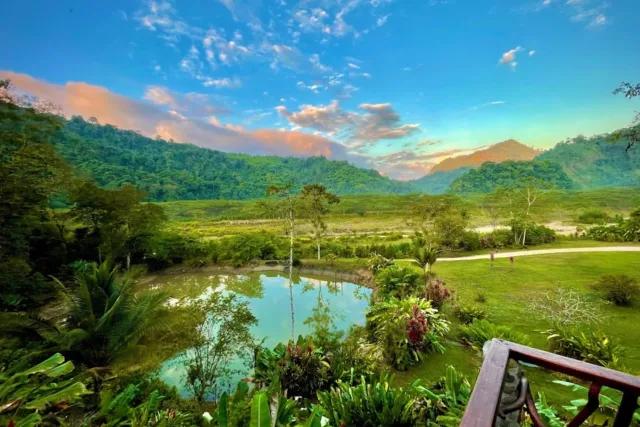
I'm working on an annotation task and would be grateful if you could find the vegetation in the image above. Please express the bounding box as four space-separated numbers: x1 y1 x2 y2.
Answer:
594 274 640 306
459 320 531 349
546 328 624 369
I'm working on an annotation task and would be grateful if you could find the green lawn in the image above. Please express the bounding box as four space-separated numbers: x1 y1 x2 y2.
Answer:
393 251 640 411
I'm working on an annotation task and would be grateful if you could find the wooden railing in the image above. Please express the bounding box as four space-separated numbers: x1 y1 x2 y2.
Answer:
460 339 640 426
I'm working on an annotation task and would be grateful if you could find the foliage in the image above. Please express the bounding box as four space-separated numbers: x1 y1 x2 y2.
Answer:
413 244 441 274
453 304 487 324
450 160 574 194
53 116 414 201
366 297 449 370
411 197 470 249
317 375 419 427
554 380 640 424
209 382 253 427
459 320 531 349
367 252 394 274
533 393 565 427
374 264 422 299
546 327 624 368
299 184 339 260
413 365 472 425
273 337 330 399
185 291 256 402
0 353 89 427
594 274 640 306
577 209 611 224
70 182 166 267
423 277 453 310
93 382 193 426
327 326 385 384
528 288 602 327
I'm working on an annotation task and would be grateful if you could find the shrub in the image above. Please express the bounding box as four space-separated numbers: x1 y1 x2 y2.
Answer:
474 292 487 303
578 209 611 224
424 277 452 309
525 224 557 245
367 252 394 274
329 326 385 384
366 297 449 370
317 376 419 427
595 274 640 306
459 320 531 349
586 224 627 242
459 231 482 251
375 264 422 299
480 229 512 249
528 288 602 326
453 304 487 324
547 327 624 368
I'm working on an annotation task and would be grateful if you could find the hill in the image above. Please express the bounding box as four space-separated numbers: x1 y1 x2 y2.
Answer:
53 117 414 200
449 160 575 193
430 139 539 173
537 133 640 188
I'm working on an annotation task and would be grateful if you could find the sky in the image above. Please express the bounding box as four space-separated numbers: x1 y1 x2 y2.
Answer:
1 0 639 179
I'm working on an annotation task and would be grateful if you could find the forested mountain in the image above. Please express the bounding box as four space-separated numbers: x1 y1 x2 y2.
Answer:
408 168 470 194
449 130 640 193
537 133 640 188
53 117 413 200
430 139 539 173
449 160 575 193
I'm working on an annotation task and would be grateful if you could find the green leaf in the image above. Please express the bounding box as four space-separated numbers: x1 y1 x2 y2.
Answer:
250 391 271 427
13 412 42 427
22 353 65 376
45 360 75 378
25 381 89 410
217 392 229 427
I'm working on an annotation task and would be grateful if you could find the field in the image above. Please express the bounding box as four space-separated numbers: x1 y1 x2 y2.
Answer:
159 188 640 239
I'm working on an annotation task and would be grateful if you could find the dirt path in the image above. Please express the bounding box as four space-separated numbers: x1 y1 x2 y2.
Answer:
438 246 640 262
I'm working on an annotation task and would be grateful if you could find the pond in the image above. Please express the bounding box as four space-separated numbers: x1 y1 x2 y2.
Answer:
147 271 372 397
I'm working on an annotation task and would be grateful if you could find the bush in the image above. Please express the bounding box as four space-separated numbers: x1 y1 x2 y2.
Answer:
595 274 640 306
453 304 487 324
547 327 624 368
459 320 531 349
525 224 557 245
578 209 611 224
424 277 452 309
375 265 422 299
480 229 512 249
367 252 394 274
318 376 419 427
459 231 482 251
366 297 449 370
586 224 627 242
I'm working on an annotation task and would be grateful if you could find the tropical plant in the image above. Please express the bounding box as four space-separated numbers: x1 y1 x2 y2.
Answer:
276 337 331 399
423 277 452 309
299 184 340 260
318 375 419 427
453 304 487 325
185 291 256 402
366 297 449 370
546 327 624 369
533 393 565 427
594 274 640 306
459 320 531 349
374 264 422 299
413 244 441 274
0 353 90 427
555 379 640 424
367 252 394 274
92 382 193 426
413 365 472 425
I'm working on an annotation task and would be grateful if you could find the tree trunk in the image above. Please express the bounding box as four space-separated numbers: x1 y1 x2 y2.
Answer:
288 202 295 340
317 240 321 260
126 252 131 270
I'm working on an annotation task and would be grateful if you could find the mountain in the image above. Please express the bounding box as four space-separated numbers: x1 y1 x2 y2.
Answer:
408 168 470 194
52 117 414 201
430 140 540 173
536 133 640 188
449 129 640 193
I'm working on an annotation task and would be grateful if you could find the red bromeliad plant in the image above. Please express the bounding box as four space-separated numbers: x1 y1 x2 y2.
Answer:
407 305 429 345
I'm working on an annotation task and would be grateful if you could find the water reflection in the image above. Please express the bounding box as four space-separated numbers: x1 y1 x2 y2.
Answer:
151 272 371 397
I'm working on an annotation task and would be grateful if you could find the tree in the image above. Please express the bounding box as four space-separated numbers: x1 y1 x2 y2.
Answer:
300 184 340 260
613 81 640 151
411 196 469 249
70 182 166 268
267 184 298 339
185 292 256 402
413 245 441 275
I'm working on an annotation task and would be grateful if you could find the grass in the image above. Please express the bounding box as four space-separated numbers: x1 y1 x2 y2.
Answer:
392 251 640 412
159 188 640 240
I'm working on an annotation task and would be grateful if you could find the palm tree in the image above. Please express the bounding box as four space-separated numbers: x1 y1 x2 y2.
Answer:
413 245 441 275
1 261 168 367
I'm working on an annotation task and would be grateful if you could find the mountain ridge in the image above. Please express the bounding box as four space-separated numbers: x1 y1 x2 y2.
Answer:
429 139 540 173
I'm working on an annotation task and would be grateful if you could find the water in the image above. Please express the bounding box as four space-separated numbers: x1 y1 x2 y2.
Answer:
148 272 371 397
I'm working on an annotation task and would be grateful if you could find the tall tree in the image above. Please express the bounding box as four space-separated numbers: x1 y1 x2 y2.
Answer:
300 184 340 260
613 81 640 151
70 182 165 268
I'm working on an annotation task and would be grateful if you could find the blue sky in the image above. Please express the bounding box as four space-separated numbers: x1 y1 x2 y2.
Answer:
1 0 639 179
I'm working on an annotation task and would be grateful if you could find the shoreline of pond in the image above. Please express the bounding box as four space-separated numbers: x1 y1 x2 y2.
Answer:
139 262 374 288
